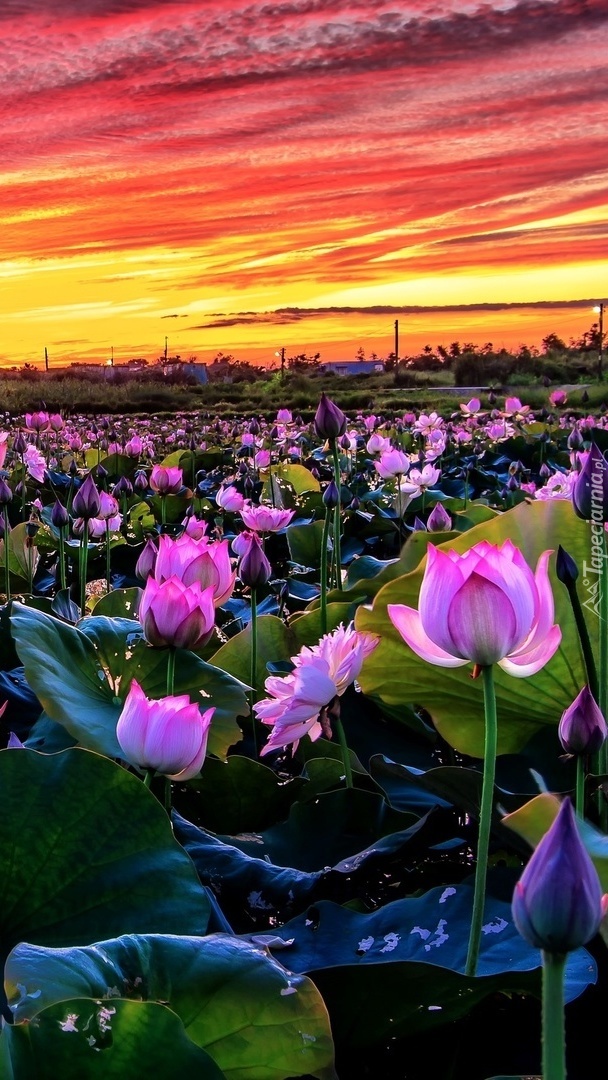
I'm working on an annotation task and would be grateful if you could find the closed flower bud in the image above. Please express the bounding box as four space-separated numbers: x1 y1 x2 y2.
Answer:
13 432 27 455
51 499 69 529
139 576 216 650
0 478 13 505
323 480 340 509
567 427 584 451
512 797 607 953
559 685 608 756
314 393 347 440
134 469 149 492
239 531 272 588
135 537 158 581
114 476 133 497
72 473 101 520
572 443 608 522
556 544 579 586
426 502 452 532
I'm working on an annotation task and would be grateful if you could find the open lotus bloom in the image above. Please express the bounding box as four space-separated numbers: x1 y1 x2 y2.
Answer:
388 539 562 676
117 680 214 781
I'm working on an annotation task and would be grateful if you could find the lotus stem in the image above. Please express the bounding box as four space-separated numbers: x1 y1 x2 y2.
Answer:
465 663 498 977
320 509 331 636
331 441 343 591
3 507 10 603
250 586 258 757
541 950 566 1080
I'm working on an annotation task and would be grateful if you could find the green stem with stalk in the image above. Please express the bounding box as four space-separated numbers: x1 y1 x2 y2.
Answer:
541 951 567 1080
465 663 498 978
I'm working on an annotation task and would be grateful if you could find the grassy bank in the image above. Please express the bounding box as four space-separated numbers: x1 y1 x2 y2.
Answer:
0 367 604 419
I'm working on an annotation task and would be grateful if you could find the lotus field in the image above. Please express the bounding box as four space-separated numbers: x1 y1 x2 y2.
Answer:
0 391 607 1079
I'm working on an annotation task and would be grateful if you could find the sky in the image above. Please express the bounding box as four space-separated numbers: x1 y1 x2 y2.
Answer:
1 0 607 370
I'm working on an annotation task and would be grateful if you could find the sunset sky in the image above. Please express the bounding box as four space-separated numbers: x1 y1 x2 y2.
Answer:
2 0 607 369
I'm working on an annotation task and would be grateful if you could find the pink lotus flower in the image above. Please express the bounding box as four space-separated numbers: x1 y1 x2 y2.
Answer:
139 576 216 650
240 502 295 533
255 623 379 755
154 533 235 607
276 409 292 423
216 485 245 512
181 514 209 541
23 444 46 483
398 464 440 499
149 465 183 494
388 540 561 676
117 679 214 780
375 447 410 480
25 411 49 432
0 434 9 470
366 433 392 455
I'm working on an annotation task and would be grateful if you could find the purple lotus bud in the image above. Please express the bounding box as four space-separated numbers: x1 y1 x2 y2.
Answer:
314 393 347 440
323 480 340 509
539 462 551 479
69 459 78 477
249 418 260 435
96 463 108 480
559 686 608 756
426 503 452 532
412 516 426 531
507 475 519 492
51 499 69 529
239 532 272 588
238 462 249 476
349 496 361 511
556 545 579 586
310 466 321 481
340 433 351 450
13 432 27 454
134 470 149 492
567 428 584 451
270 425 280 440
135 537 158 581
114 476 133 497
512 797 607 953
0 479 13 505
572 443 608 522
72 473 101 520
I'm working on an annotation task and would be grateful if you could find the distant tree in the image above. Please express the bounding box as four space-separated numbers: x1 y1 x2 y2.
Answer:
286 352 321 372
355 346 366 361
541 333 566 354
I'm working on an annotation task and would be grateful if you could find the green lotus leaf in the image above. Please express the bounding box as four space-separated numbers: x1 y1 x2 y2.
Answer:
6 934 335 1080
2 999 223 1079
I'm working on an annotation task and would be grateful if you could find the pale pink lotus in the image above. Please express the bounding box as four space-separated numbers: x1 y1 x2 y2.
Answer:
255 623 379 755
388 539 561 676
240 502 295 533
216 485 245 512
374 447 410 480
117 679 214 781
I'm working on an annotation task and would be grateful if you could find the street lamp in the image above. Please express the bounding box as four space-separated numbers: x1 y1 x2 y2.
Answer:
593 304 604 381
274 347 285 378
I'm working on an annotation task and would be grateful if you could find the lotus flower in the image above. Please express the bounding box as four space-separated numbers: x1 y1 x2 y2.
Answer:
240 502 295 533
139 576 216 650
149 465 183 495
117 679 213 781
255 623 379 755
388 539 561 676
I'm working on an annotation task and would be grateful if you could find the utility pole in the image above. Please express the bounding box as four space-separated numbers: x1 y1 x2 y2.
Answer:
281 346 285 379
164 336 168 362
598 303 604 381
393 319 399 384
44 346 49 372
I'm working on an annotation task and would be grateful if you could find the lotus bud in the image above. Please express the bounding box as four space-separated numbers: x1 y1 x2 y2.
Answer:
572 443 608 522
567 428 584 451
323 480 340 509
556 545 579 586
0 479 13 505
314 393 347 440
135 537 158 581
114 476 133 497
426 502 452 532
51 499 69 529
13 432 27 454
512 797 607 953
117 679 214 781
134 470 149 492
72 474 101 520
239 531 272 588
559 686 608 756
412 516 426 531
